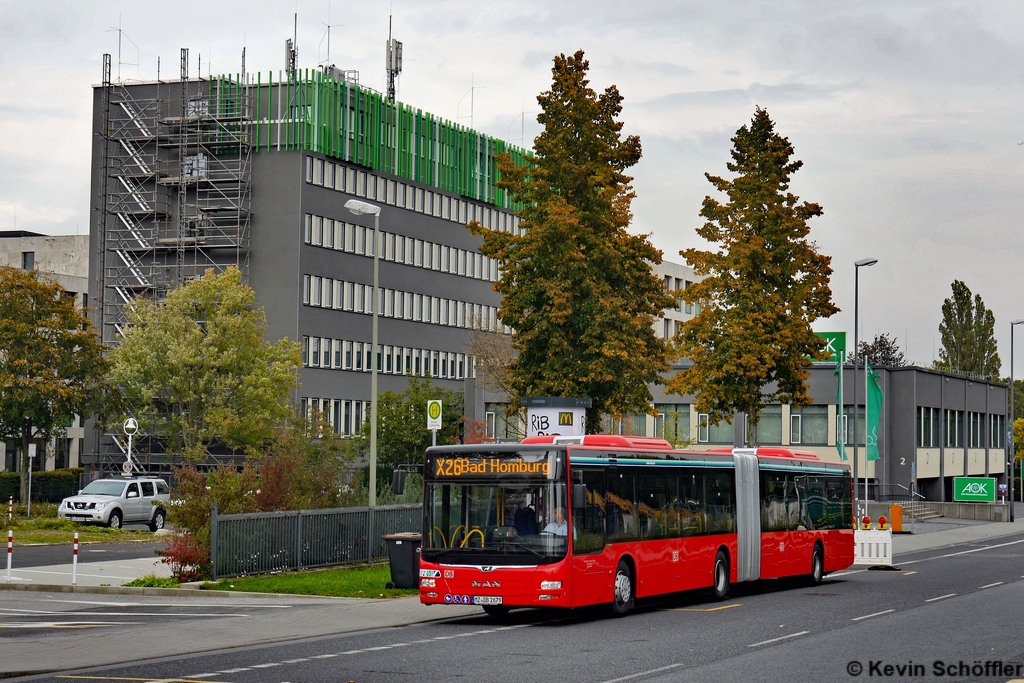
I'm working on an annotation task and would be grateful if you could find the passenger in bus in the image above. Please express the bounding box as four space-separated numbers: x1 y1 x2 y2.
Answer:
513 505 537 535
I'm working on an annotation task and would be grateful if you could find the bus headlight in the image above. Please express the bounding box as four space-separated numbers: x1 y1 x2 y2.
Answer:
540 581 562 590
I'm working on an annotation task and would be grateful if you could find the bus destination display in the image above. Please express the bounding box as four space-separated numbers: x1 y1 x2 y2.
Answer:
432 456 550 478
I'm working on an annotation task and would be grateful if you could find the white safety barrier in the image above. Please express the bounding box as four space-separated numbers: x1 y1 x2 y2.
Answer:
854 529 893 566
72 532 79 586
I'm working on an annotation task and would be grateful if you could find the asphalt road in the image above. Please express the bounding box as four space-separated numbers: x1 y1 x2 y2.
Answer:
11 539 165 568
7 531 1024 683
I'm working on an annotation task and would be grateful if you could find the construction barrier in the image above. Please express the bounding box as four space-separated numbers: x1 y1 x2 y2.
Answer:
854 527 893 566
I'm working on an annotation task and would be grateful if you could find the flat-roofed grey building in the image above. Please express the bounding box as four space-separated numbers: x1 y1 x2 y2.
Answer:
87 56 527 473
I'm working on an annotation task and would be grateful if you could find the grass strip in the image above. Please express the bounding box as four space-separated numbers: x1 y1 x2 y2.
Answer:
204 563 418 599
123 573 180 588
4 503 153 546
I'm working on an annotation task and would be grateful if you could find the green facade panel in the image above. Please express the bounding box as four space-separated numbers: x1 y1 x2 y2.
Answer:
215 69 528 210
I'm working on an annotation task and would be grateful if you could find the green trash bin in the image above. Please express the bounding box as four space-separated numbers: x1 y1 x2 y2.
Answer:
383 532 422 589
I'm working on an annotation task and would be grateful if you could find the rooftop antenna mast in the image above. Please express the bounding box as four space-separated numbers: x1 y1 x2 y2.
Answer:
386 15 402 102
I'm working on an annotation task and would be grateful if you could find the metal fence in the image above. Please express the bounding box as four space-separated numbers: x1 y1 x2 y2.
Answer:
210 503 422 580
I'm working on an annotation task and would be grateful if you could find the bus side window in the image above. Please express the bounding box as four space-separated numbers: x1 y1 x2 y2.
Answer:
606 469 638 542
639 471 667 539
706 469 735 534
670 469 705 537
573 468 606 554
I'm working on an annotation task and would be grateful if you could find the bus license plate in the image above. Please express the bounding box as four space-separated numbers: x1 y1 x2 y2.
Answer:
473 596 502 606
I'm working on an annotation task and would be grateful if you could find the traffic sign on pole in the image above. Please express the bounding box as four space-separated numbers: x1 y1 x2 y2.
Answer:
427 400 442 431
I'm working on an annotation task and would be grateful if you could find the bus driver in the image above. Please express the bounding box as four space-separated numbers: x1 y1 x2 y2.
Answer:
542 507 569 536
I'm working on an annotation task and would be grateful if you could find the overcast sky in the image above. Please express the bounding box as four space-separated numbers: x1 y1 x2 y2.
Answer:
2 0 1023 373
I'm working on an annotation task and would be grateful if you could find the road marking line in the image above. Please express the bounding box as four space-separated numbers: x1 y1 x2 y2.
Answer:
596 662 686 683
925 593 957 602
43 600 290 608
899 539 1024 566
58 678 230 683
747 631 810 647
249 663 281 668
828 569 867 577
852 609 895 621
216 668 250 674
311 654 337 659
0 622 126 629
281 658 309 663
903 571 917 575
182 676 217 679
665 603 742 612
0 609 252 617
980 581 1004 589
340 650 365 654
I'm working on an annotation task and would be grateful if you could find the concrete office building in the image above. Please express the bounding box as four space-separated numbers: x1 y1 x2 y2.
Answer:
87 52 527 471
651 363 1009 503
0 231 90 472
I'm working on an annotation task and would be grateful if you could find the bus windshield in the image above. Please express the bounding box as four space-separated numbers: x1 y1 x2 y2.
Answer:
422 449 567 565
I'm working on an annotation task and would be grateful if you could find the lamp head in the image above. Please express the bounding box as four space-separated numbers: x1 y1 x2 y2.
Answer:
345 199 381 217
1012 319 1024 326
855 257 879 268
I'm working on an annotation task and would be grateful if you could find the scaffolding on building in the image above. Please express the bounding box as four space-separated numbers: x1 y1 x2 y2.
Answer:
93 49 252 475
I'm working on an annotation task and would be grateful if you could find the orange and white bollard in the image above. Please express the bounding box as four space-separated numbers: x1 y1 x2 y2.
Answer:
71 532 79 586
6 530 11 583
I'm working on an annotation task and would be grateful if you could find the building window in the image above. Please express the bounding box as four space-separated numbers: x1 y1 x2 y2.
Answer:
990 414 1005 448
301 336 309 366
21 252 34 270
315 158 325 185
326 162 335 189
915 406 940 448
968 411 985 448
655 404 690 444
755 405 783 445
305 156 313 182
304 214 312 244
302 275 311 305
791 405 828 445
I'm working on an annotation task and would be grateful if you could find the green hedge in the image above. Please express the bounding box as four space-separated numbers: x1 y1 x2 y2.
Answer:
0 469 84 503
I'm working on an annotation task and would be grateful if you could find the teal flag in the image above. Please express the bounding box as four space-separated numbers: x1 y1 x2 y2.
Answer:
866 363 883 461
834 360 846 461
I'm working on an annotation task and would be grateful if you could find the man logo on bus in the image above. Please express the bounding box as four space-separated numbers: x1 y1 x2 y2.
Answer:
558 411 573 426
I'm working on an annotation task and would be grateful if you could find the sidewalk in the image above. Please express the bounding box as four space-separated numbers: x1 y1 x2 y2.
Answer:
2 554 172 587
892 512 1024 555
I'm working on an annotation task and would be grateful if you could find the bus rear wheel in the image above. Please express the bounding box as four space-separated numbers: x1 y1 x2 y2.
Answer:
808 545 824 585
711 550 730 601
611 559 634 617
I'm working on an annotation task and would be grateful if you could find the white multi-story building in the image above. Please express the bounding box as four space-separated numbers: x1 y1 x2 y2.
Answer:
0 231 90 472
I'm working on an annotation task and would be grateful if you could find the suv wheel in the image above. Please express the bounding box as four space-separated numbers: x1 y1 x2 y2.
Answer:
107 510 123 529
149 509 166 532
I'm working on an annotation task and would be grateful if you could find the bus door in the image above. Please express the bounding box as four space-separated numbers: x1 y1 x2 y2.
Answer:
571 468 611 606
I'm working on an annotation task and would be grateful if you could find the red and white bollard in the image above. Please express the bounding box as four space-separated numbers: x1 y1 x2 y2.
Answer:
71 532 79 586
7 497 11 521
6 530 11 583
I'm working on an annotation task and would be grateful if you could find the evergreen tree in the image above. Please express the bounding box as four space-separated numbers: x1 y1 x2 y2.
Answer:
0 266 109 501
667 108 837 444
853 333 908 367
472 50 674 429
935 280 1000 380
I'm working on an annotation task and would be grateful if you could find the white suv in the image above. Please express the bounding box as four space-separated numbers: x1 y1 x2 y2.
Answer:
58 477 170 531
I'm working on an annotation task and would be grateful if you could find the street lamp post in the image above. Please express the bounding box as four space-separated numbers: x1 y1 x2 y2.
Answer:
854 257 878 518
345 199 382 507
1010 319 1024 522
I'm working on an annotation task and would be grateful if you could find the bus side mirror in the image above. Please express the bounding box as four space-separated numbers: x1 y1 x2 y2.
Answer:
392 468 407 496
572 484 587 510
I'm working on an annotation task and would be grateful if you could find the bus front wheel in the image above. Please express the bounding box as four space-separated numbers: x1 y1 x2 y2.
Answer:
808 545 824 585
711 550 730 601
611 559 634 617
483 605 510 618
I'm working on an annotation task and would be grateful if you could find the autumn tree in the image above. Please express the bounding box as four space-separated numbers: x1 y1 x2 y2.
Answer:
668 108 838 444
108 267 301 463
934 280 1000 380
471 50 674 429
852 333 907 367
0 266 109 501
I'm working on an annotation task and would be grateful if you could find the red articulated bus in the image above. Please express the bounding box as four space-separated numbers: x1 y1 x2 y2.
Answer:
418 435 854 617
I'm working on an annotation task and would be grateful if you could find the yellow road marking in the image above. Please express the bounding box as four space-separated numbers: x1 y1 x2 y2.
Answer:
58 677 222 683
665 603 741 612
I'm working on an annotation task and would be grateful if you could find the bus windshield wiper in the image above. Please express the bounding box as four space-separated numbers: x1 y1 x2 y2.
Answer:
498 541 544 558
